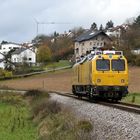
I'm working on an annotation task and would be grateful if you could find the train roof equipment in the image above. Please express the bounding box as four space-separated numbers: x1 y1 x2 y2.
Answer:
76 50 124 64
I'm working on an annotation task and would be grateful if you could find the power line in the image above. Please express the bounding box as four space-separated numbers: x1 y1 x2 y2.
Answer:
34 18 72 36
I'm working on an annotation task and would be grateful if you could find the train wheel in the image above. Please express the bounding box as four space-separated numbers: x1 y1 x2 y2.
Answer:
78 95 82 99
111 99 119 103
88 88 94 102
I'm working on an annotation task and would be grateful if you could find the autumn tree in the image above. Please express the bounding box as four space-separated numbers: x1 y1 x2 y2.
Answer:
50 36 74 61
37 44 52 64
71 27 85 38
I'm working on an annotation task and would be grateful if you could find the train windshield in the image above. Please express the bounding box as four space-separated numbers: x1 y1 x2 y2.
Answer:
96 59 110 71
112 59 125 71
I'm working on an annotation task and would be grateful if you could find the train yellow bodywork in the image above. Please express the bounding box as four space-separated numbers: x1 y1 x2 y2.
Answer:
72 52 128 101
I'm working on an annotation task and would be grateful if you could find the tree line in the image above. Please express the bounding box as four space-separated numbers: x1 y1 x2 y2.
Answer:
35 15 140 66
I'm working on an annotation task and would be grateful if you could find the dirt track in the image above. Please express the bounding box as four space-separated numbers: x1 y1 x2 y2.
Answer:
0 67 140 93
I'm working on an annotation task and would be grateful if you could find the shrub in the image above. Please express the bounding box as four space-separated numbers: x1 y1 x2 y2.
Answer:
135 55 140 66
31 100 61 121
77 120 93 132
24 90 49 98
4 71 13 78
124 51 136 65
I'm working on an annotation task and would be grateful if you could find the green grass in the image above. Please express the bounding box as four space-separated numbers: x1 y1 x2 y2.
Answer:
0 90 94 140
0 93 37 140
45 60 72 70
122 93 140 105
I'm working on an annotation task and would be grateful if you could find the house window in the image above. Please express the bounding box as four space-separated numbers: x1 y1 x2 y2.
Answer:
89 42 92 46
76 43 79 46
75 48 79 54
29 58 32 61
97 42 99 46
101 37 104 40
82 42 84 46
14 58 16 62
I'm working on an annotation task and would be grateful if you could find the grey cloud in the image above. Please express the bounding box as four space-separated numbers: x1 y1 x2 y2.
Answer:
0 0 139 42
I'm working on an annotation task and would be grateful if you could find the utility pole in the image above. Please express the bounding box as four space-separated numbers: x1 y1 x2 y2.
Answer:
34 18 39 36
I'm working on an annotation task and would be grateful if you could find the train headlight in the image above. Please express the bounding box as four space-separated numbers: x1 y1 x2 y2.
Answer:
121 79 125 83
97 79 101 83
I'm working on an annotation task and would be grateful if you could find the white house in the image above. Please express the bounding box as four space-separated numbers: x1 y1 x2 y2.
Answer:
0 42 22 69
106 24 129 38
11 48 36 65
0 42 22 55
0 59 5 69
131 49 140 55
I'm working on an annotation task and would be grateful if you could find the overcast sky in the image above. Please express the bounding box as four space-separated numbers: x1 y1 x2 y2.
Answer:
0 0 140 43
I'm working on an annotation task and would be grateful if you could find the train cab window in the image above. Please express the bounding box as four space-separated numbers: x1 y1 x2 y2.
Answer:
112 59 125 71
96 59 110 71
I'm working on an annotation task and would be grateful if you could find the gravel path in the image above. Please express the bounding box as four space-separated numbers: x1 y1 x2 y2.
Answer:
50 93 140 140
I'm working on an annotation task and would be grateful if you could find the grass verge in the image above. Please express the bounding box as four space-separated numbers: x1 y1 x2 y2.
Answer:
25 90 94 140
0 92 37 140
122 93 140 105
45 60 72 70
0 90 94 140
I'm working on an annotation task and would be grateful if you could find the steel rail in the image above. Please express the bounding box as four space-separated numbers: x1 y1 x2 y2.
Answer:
49 91 140 114
0 89 140 114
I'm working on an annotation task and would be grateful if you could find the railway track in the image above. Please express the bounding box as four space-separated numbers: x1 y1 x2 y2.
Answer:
49 91 140 114
0 89 140 114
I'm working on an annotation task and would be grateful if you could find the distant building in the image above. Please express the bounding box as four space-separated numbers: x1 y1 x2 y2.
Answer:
131 49 140 55
106 24 128 38
11 48 36 65
0 59 5 69
0 42 22 56
0 42 22 69
74 30 112 59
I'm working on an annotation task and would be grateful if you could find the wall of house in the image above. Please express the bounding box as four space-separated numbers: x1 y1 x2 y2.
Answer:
0 43 22 55
11 49 36 64
0 61 5 69
131 49 140 55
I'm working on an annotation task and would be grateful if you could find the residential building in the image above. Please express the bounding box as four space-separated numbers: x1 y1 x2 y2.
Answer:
131 49 140 55
0 42 22 69
106 24 128 38
11 48 36 65
0 42 22 55
74 30 112 59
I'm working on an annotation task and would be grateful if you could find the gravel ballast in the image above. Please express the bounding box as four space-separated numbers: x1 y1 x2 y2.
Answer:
50 93 140 140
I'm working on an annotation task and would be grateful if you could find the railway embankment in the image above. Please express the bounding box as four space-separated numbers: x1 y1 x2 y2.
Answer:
51 93 140 140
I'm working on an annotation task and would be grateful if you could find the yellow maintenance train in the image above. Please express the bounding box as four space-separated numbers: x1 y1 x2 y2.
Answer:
72 50 128 101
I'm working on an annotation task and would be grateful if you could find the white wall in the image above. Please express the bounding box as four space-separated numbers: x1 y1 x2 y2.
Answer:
131 49 140 55
0 43 22 55
0 61 5 69
12 49 36 64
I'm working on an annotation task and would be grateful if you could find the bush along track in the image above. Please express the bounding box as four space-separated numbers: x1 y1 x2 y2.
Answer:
0 90 94 140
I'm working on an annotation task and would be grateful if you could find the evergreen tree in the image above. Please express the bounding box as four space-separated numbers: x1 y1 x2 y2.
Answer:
90 22 98 30
134 15 140 25
105 20 114 29
99 24 104 31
